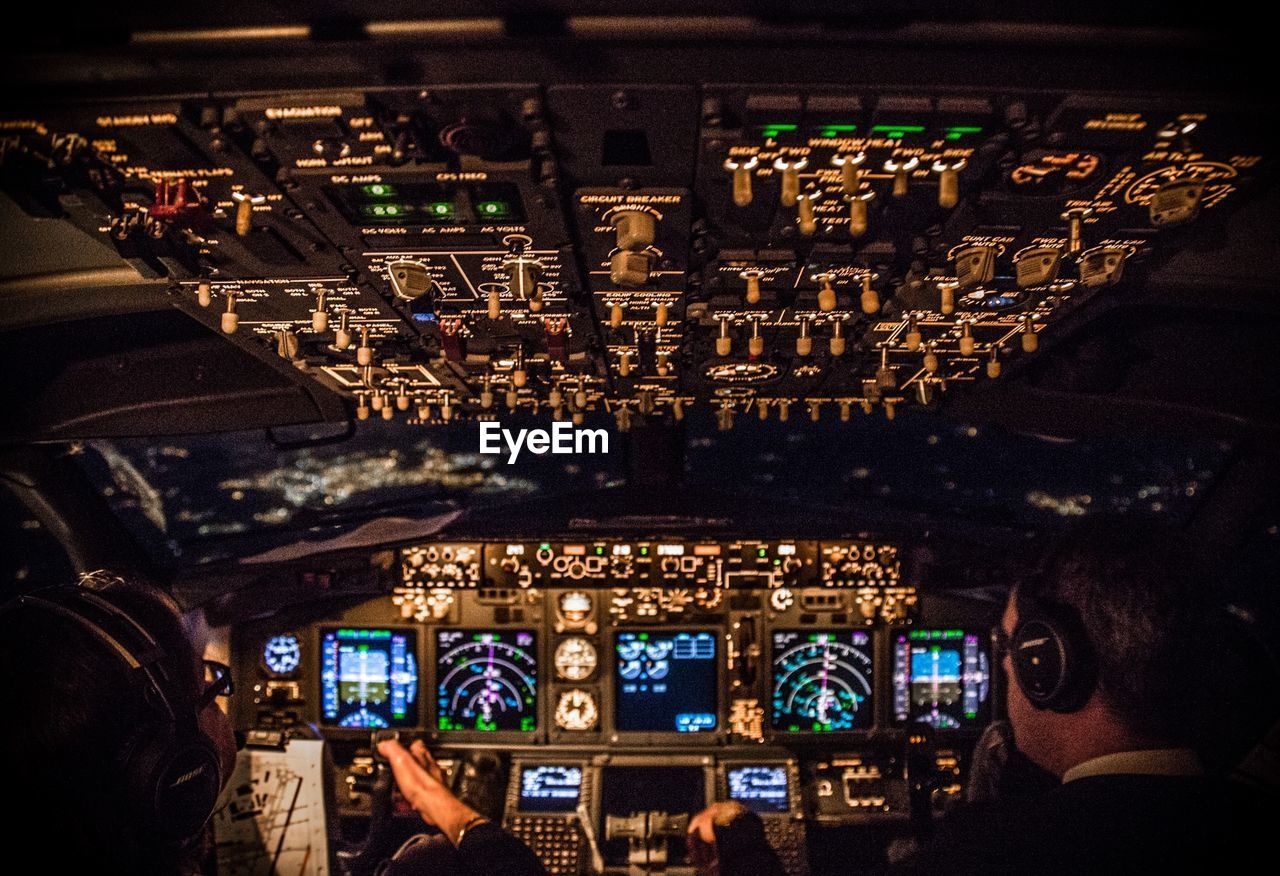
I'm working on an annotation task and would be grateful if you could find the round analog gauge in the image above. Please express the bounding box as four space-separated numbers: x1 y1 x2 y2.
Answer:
554 637 598 681
558 591 593 628
262 633 301 675
554 689 599 731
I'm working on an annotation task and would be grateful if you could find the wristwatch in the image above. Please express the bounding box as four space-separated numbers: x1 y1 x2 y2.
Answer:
456 814 490 846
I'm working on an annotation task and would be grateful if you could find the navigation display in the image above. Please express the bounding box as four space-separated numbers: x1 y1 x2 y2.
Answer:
614 631 718 733
320 628 418 728
726 765 790 814
771 630 874 732
519 765 583 813
892 629 991 729
436 630 537 732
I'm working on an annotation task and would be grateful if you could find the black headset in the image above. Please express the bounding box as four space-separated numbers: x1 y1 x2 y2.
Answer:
2 585 223 846
1008 587 1098 714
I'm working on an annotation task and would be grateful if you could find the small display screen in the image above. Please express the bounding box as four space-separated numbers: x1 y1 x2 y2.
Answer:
436 630 537 732
320 628 417 728
893 629 991 729
519 765 583 813
771 630 874 732
614 631 718 733
726 766 790 814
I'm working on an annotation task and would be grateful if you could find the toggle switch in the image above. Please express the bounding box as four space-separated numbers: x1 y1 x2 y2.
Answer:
506 388 519 411
717 403 735 432
953 244 998 288
480 378 494 410
905 314 923 351
381 400 394 420
655 302 669 326
1014 246 1062 289
574 380 587 409
716 316 733 357
845 187 876 238
923 343 939 373
618 350 633 377
196 280 212 308
1149 178 1207 228
610 302 624 328
876 345 898 391
356 326 374 366
610 250 654 287
932 158 967 209
958 320 975 356
231 191 265 236
612 210 656 250
388 261 432 301
355 393 370 421
672 398 685 421
749 318 764 357
987 346 1002 378
416 402 431 421
220 293 238 334
487 288 501 320
796 318 813 357
773 156 808 207
796 186 821 235
1061 206 1092 256
884 156 920 197
548 386 564 409
757 398 770 421
840 401 852 421
512 348 528 388
829 318 846 357
724 155 760 207
741 268 763 305
809 401 821 422
831 151 867 195
1077 245 1128 288
1021 314 1039 353
813 273 838 312
859 272 881 315
615 405 632 432
334 310 353 350
311 290 329 333
938 281 958 316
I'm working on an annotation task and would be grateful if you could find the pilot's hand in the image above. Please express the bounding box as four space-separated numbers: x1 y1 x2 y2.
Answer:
377 739 485 846
686 801 751 876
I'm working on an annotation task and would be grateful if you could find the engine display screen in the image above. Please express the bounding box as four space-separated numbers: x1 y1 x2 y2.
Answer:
614 631 718 733
726 765 790 814
892 629 991 729
771 630 873 732
320 628 418 728
436 630 537 732
519 765 583 813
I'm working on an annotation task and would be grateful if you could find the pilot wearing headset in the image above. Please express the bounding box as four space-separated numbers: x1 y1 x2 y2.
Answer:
688 524 1272 875
0 573 239 876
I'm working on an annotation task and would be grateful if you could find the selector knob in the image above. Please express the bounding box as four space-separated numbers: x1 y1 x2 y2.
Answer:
503 251 542 301
612 210 656 250
610 250 654 287
954 244 998 288
723 155 760 207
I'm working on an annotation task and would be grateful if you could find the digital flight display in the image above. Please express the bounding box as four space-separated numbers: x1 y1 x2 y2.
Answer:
892 629 991 729
726 766 790 814
320 628 418 728
771 630 874 732
614 631 718 733
519 766 583 813
436 630 537 732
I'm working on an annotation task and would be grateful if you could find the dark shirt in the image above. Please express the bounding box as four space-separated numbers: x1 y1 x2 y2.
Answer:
382 823 547 876
899 775 1273 875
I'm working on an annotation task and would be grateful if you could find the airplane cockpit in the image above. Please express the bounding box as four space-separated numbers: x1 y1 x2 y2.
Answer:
2 5 1277 875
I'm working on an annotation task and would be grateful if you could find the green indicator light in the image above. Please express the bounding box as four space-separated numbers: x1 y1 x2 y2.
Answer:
426 202 453 216
872 124 926 138
760 123 799 138
946 125 984 135
758 548 768 558
475 200 509 217
638 633 649 640
819 124 858 138
364 203 406 217
596 546 605 555
361 183 396 197
640 547 649 555
540 543 551 551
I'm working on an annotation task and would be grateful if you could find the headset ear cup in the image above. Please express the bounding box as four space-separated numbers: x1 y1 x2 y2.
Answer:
121 723 222 844
1011 599 1096 714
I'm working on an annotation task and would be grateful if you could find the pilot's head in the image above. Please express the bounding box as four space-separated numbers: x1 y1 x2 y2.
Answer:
0 573 237 875
998 525 1207 777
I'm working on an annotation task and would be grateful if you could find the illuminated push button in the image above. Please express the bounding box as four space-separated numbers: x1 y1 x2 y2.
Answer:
796 187 821 235
1061 206 1092 256
610 250 653 287
612 210 655 250
1013 246 1062 289
723 155 760 207
740 269 764 305
773 156 808 207
884 156 920 197
845 187 875 238
831 151 867 195
953 244 998 288
932 158 967 209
